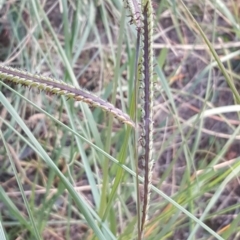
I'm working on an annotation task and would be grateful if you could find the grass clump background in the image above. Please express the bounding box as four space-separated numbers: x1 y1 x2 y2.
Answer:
1 0 240 239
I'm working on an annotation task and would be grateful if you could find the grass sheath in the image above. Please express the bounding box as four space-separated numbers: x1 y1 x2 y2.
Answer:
0 65 134 128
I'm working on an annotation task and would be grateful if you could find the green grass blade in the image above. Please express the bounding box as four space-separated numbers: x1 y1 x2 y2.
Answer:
180 0 240 104
0 186 32 233
0 130 41 240
0 92 106 239
0 221 7 240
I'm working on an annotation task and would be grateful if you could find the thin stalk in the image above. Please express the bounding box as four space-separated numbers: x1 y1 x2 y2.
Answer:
134 31 142 240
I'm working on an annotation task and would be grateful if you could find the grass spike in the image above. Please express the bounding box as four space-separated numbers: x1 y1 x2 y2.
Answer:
0 65 134 128
139 0 154 236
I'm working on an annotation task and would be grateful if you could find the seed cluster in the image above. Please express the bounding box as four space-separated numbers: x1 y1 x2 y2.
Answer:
0 65 134 128
126 0 155 234
140 0 154 233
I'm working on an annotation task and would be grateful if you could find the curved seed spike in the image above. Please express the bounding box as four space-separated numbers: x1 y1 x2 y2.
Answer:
0 65 134 128
139 0 155 236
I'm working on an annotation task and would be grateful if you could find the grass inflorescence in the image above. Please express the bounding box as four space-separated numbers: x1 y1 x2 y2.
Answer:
0 65 135 127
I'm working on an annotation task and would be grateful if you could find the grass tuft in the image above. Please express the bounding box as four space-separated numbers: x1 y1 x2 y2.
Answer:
1 1 240 239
